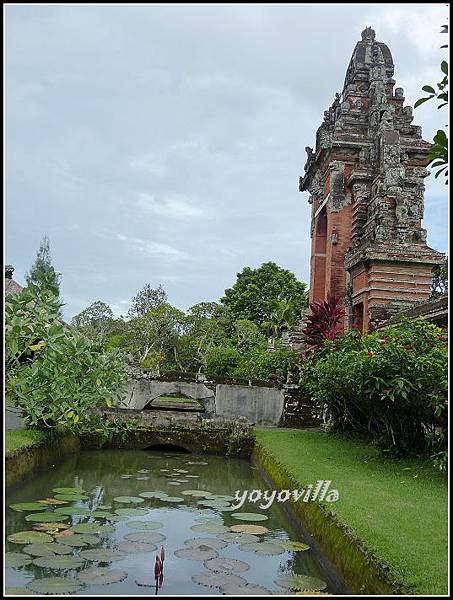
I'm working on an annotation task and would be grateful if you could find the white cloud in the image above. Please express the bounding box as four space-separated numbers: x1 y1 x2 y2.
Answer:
114 232 189 260
136 192 206 218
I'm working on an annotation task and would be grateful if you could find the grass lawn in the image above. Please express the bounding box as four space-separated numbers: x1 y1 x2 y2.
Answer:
254 429 448 595
5 429 48 457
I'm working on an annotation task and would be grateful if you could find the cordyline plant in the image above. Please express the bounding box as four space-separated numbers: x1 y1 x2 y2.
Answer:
303 293 345 348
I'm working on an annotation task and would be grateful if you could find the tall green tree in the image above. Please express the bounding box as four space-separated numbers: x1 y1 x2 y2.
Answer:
127 283 167 318
72 300 115 344
25 235 63 316
221 262 307 326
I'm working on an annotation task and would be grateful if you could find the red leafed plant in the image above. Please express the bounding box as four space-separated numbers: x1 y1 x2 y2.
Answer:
303 292 345 348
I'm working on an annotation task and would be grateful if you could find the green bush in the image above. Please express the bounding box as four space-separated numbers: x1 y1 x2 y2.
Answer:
205 346 241 377
299 318 448 456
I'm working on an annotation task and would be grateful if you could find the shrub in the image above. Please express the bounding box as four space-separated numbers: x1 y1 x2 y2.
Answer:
205 346 241 378
299 318 448 456
303 292 344 348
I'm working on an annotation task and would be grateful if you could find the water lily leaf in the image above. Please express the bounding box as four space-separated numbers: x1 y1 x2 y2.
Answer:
117 541 157 553
79 548 126 562
113 496 144 504
274 540 310 552
174 546 219 561
97 505 112 510
216 532 260 544
8 531 53 544
231 512 268 522
137 469 150 474
32 523 70 531
139 491 167 499
5 587 37 595
185 475 199 478
126 520 163 530
23 543 73 556
209 495 235 502
182 490 212 497
230 524 268 535
33 555 85 569
174 469 189 473
136 476 150 481
5 552 34 568
56 534 99 547
54 494 89 501
115 508 148 517
239 541 285 555
120 475 132 479
124 531 166 544
191 523 229 534
204 557 250 573
25 513 69 523
192 572 247 589
105 515 127 522
184 537 228 550
274 575 328 592
167 481 181 485
37 498 69 505
52 487 86 495
91 511 117 519
195 516 223 525
159 496 184 503
72 523 114 534
9 502 48 512
216 505 236 512
26 577 83 594
77 567 128 585
52 528 75 538
219 582 272 595
54 507 91 516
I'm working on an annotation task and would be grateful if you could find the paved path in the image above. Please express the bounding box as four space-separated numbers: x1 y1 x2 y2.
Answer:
5 405 24 431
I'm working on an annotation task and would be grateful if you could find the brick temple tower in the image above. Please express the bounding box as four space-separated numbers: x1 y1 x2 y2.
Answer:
299 27 444 332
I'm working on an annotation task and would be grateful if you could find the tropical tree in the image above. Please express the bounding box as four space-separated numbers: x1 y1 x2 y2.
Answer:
221 262 307 326
25 235 63 316
431 257 448 298
127 283 167 318
261 298 299 341
72 300 115 344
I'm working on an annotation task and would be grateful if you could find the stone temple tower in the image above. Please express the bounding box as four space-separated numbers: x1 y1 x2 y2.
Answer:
299 27 444 331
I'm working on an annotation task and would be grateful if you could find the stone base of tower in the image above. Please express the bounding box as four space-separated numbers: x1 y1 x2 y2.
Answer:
345 242 445 331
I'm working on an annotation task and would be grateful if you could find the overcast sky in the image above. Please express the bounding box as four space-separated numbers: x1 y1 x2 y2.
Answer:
5 3 449 321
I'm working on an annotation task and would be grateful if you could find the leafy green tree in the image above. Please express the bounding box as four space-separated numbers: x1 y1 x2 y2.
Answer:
233 319 267 354
261 298 299 341
25 235 63 316
431 257 448 298
221 262 307 326
72 300 115 344
415 25 448 183
127 283 167 318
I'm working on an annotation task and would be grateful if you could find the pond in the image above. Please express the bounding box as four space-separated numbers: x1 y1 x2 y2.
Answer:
6 449 348 595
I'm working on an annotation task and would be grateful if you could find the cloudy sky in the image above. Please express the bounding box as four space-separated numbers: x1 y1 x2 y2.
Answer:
5 3 449 321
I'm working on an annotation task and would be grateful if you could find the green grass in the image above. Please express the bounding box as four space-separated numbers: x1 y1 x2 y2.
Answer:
5 429 48 457
254 429 448 595
5 396 14 406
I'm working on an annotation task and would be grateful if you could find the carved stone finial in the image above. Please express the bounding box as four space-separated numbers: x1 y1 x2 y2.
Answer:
361 26 376 42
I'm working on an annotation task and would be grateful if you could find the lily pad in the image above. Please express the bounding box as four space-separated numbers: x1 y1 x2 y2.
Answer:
209 495 235 501
24 512 69 523
52 487 86 495
105 515 127 522
117 541 157 553
181 490 212 497
56 534 99 547
274 540 310 552
136 476 150 480
37 498 69 505
167 481 181 485
204 557 250 574
54 494 89 501
120 475 132 479
52 528 75 538
239 541 285 555
192 573 247 589
54 507 91 516
77 567 128 585
217 532 260 544
184 537 228 550
23 543 73 556
174 469 189 473
91 511 117 519
185 475 199 478
113 496 144 504
72 523 114 534
97 505 112 510
5 587 37 595
126 520 163 530
9 502 48 512
115 508 148 517
159 496 184 503
231 512 268 521
26 577 83 594
79 548 126 562
32 523 70 531
195 517 223 525
123 531 166 544
219 582 272 595
274 575 328 592
191 523 229 534
5 552 34 568
230 524 268 535
174 546 219 561
8 531 53 544
33 555 85 569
